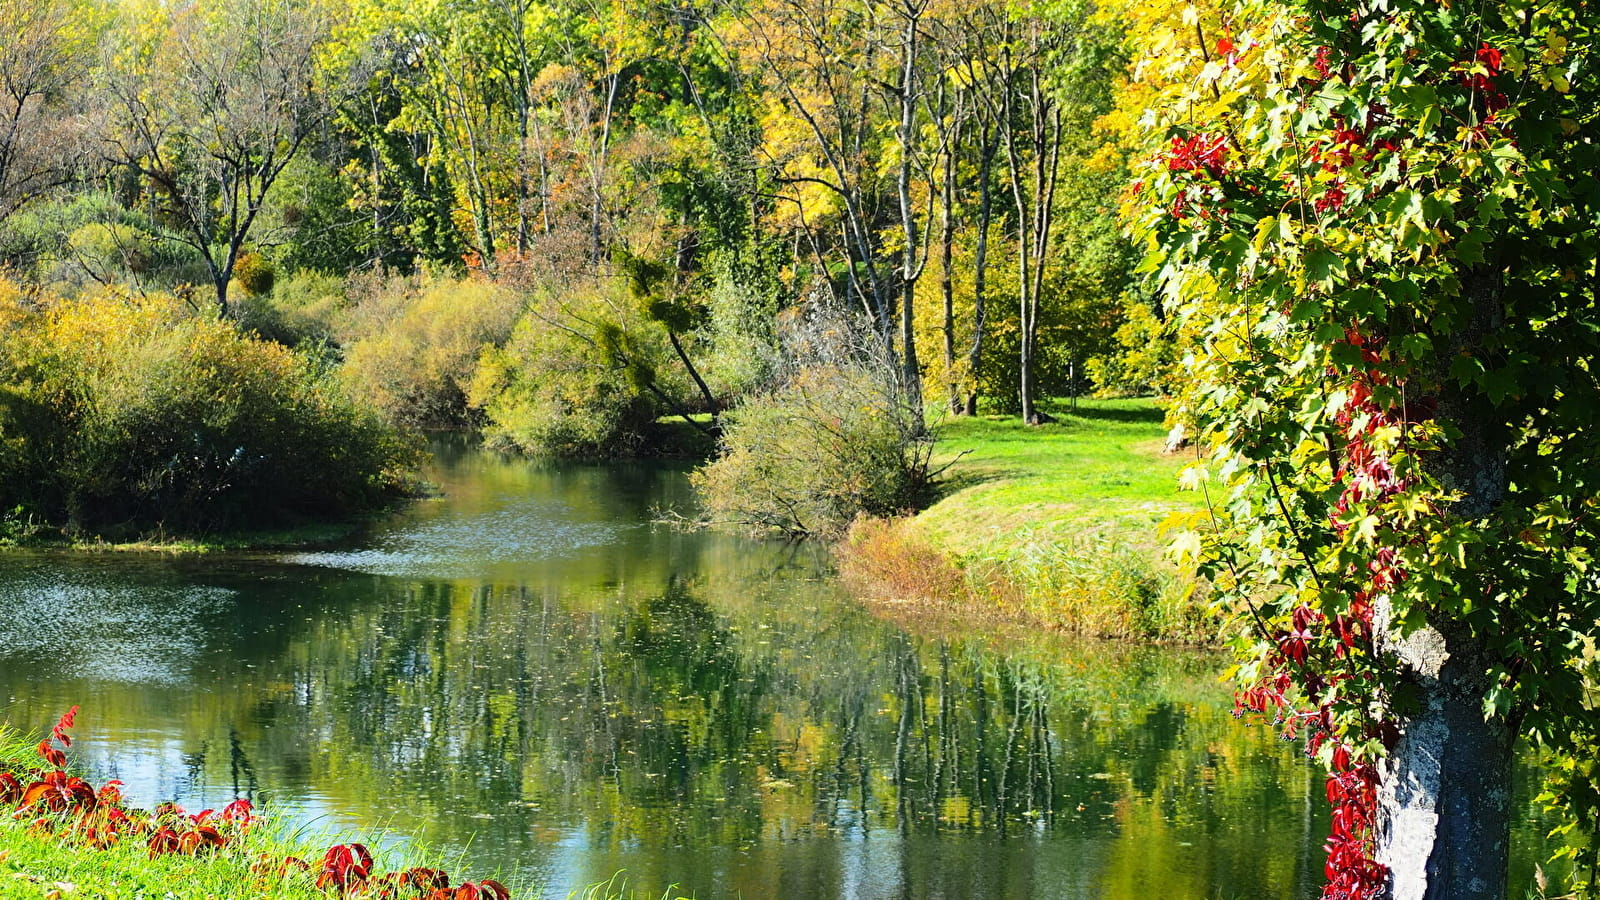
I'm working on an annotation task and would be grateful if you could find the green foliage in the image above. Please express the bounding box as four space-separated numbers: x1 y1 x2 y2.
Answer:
260 153 371 275
233 269 346 347
1086 300 1175 397
469 285 663 457
338 275 523 429
0 192 208 292
0 287 415 538
698 254 782 401
692 305 933 538
1125 0 1600 889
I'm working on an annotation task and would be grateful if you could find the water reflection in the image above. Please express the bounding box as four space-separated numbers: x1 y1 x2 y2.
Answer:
0 446 1501 898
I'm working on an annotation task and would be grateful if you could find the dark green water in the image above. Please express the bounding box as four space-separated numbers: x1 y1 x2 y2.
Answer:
0 447 1553 898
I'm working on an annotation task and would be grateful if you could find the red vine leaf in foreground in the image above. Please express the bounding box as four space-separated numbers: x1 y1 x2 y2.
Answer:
318 842 377 894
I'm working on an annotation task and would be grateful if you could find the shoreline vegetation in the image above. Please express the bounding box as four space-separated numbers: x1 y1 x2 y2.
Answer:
0 711 533 900
837 397 1221 644
0 715 690 900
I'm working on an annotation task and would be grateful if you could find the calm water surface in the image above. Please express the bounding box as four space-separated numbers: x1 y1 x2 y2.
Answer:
0 446 1552 898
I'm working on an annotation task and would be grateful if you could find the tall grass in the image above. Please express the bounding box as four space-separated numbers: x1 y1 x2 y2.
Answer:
566 872 692 900
839 517 1217 642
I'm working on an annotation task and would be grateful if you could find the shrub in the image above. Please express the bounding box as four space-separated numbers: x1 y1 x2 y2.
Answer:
232 269 345 347
0 192 209 292
338 275 522 429
0 286 416 537
231 251 277 296
691 302 933 538
469 284 661 457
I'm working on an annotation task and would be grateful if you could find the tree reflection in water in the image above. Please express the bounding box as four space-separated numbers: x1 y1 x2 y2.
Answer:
0 452 1544 898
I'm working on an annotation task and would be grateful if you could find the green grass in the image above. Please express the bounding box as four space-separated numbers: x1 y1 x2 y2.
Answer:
914 397 1198 559
840 397 1217 642
0 726 529 900
0 821 328 899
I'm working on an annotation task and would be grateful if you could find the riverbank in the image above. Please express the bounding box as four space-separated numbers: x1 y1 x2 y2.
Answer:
0 718 535 900
838 397 1219 642
0 520 373 554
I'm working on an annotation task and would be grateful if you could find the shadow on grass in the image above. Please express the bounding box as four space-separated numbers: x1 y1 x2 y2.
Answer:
1041 399 1167 426
928 466 1012 499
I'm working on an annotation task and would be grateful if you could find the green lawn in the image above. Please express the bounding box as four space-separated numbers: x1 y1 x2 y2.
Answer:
839 397 1216 641
913 397 1199 561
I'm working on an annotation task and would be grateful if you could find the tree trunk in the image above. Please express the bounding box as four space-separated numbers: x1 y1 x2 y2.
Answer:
1375 267 1511 900
940 132 958 415
964 114 994 417
894 4 925 417
1375 623 1514 900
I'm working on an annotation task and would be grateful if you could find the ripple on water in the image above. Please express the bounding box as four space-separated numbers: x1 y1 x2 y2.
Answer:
284 504 623 578
0 574 233 684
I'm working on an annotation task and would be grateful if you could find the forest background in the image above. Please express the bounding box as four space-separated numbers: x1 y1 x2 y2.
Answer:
0 0 1176 540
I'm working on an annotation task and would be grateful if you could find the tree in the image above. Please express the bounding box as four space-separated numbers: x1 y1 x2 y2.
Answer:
105 0 337 315
0 0 99 226
728 0 916 403
931 0 1005 415
1128 0 1600 896
972 5 1061 426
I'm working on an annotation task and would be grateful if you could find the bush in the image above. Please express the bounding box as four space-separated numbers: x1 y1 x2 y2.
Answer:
0 286 416 538
691 302 933 538
232 269 346 347
231 251 276 296
338 274 522 429
0 191 209 292
469 284 662 457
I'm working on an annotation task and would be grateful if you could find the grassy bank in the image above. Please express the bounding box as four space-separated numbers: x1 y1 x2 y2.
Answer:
0 520 376 555
839 397 1218 642
0 713 532 900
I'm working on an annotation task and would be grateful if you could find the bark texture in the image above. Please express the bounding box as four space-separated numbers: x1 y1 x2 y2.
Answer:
1375 620 1515 900
1376 267 1511 900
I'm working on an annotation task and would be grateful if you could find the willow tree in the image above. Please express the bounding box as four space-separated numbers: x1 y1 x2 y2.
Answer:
1128 0 1600 897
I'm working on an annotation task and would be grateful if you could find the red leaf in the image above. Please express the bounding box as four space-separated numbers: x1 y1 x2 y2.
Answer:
51 706 79 747
36 741 65 769
20 782 51 809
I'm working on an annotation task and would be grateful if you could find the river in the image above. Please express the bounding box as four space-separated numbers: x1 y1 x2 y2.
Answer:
0 445 1555 898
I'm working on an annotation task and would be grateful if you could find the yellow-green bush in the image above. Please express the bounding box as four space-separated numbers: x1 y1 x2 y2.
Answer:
232 269 345 347
338 275 522 429
469 285 661 457
230 250 277 297
0 286 415 538
691 360 934 538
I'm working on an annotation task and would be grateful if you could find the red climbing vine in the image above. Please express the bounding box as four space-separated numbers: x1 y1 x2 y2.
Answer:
1127 0 1600 894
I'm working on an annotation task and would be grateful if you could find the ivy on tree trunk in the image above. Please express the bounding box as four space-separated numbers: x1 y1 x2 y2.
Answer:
1122 0 1600 896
